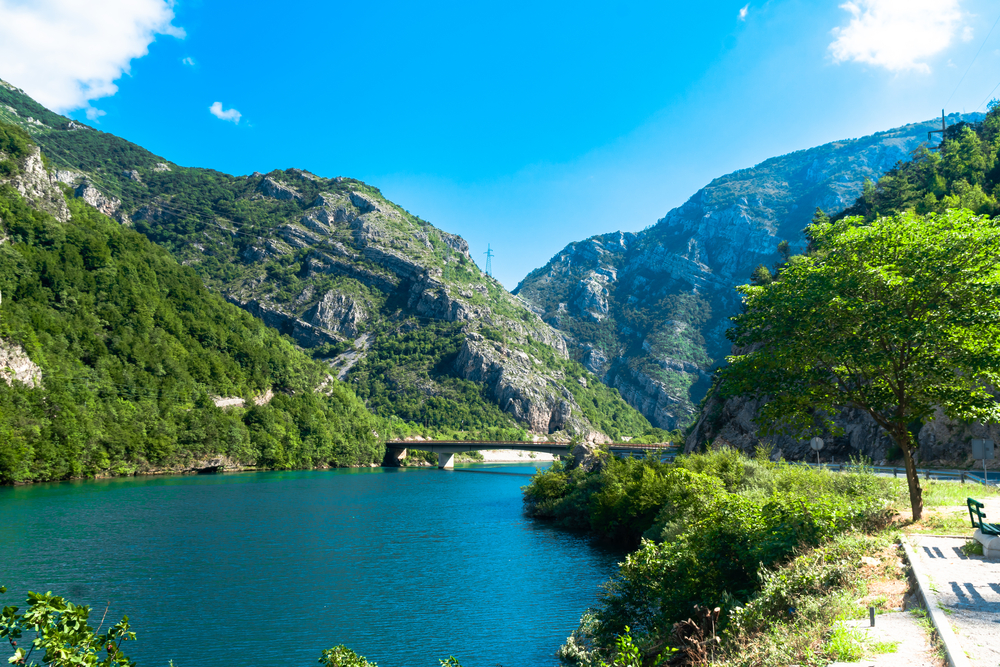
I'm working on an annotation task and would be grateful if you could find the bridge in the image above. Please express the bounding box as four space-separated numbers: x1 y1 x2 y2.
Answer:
383 440 675 469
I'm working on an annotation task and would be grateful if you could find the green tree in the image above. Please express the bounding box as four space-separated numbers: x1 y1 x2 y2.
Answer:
721 209 1000 520
811 207 830 227
776 240 792 264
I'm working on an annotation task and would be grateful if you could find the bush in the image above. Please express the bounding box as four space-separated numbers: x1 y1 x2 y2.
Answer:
319 646 378 667
530 448 896 664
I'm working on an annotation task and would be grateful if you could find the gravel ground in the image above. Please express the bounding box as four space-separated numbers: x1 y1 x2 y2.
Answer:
910 534 1000 667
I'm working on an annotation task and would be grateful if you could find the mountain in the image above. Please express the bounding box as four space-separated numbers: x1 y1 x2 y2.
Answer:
513 113 984 430
685 107 1000 465
0 120 382 483
0 78 651 443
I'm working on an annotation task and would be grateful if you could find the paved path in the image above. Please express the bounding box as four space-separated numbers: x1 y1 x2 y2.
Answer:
910 534 1000 667
830 612 941 667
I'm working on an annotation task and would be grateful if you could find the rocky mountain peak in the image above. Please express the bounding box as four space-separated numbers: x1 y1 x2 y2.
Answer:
516 114 984 430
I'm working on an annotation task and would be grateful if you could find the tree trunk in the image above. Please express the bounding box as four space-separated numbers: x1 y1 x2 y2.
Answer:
894 427 923 522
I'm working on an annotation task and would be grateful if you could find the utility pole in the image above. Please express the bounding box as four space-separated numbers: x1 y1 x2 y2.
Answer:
928 109 947 150
484 244 494 278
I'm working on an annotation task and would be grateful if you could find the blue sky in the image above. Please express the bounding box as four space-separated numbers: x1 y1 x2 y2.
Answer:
2 0 999 287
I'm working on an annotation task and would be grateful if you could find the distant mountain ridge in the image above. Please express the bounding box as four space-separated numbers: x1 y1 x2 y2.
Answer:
514 113 984 429
0 77 651 442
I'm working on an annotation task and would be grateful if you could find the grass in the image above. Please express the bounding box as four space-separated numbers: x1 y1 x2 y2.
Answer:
921 479 1000 506
883 477 1000 535
712 470 993 666
705 486 964 667
825 620 900 660
911 608 948 664
961 538 984 556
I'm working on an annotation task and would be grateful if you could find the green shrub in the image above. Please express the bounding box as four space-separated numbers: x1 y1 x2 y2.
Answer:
532 449 896 663
319 646 378 667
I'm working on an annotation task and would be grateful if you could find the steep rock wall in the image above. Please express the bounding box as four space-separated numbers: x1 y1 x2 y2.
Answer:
516 114 984 429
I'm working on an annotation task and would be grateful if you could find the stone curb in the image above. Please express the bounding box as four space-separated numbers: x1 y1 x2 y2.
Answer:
900 536 972 667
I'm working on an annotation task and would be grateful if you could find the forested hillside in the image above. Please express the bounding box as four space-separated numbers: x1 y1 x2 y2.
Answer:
0 78 651 443
0 121 381 483
515 113 983 430
835 102 1000 220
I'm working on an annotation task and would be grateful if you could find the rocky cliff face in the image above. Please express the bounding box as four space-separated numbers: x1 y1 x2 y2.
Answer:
684 379 998 467
454 332 608 440
1 145 70 222
0 78 647 440
0 338 42 388
515 114 984 430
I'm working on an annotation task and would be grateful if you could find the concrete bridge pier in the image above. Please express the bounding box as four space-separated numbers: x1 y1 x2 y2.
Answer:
383 447 407 467
438 451 455 469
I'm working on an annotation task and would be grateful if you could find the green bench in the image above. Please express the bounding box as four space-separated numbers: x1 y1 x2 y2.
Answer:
967 497 1000 536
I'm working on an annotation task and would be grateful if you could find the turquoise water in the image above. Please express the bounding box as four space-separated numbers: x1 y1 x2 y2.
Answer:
0 464 621 666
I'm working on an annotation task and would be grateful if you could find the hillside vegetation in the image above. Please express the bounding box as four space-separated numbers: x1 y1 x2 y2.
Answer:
837 101 1000 220
0 79 649 442
523 448 899 665
0 123 381 483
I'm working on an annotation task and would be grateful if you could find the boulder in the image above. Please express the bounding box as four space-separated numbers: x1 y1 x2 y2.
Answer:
567 442 608 473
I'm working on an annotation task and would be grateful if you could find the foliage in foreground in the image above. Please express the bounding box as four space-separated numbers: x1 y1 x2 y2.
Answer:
1 585 136 667
2 585 473 667
522 448 896 665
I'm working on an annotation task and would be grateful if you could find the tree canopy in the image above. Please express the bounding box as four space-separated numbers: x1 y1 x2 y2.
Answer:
721 208 1000 519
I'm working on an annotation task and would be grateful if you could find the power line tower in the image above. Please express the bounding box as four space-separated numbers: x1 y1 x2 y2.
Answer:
484 244 494 278
928 109 947 150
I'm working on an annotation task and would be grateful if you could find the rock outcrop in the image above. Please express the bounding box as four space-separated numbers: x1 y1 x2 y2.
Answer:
257 177 302 201
515 113 984 429
75 183 130 224
225 296 342 347
0 338 42 388
684 388 1000 467
3 146 70 222
306 291 367 337
454 333 607 441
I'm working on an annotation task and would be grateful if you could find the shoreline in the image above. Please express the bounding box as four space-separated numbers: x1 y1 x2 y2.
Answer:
1 455 554 486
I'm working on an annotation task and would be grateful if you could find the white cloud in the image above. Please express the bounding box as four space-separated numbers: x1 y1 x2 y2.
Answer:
829 0 963 73
739 4 749 20
0 0 183 115
209 101 241 124
962 26 974 42
182 56 195 66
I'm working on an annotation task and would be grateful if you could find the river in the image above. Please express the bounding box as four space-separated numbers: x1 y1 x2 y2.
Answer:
0 464 621 666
